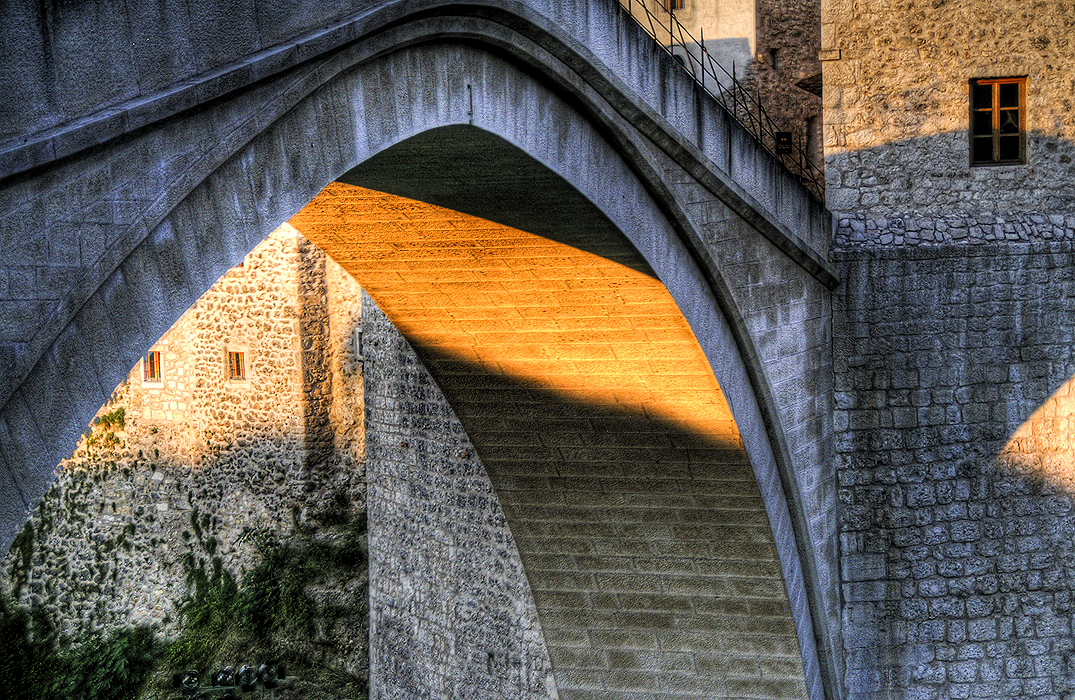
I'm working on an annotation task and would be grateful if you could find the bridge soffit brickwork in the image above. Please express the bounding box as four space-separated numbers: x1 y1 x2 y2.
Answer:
0 1 838 698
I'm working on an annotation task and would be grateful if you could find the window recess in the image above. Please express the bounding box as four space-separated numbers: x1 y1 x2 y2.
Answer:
228 351 246 380
970 77 1026 166
143 350 161 383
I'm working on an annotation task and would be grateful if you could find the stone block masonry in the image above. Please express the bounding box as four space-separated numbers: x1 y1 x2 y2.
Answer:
748 0 824 171
824 2 1075 698
822 0 1075 219
835 213 1075 248
363 296 558 700
318 183 812 700
834 241 1075 700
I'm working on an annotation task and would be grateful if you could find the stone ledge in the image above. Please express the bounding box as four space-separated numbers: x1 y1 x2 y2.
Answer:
833 212 1075 249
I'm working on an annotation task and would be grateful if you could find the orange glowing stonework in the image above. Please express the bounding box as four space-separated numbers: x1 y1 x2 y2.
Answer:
290 182 743 450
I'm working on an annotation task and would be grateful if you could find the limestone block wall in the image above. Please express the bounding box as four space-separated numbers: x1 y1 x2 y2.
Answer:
3 428 213 639
620 0 756 82
822 0 1075 220
363 296 558 700
833 241 1075 700
126 225 306 466
124 223 364 488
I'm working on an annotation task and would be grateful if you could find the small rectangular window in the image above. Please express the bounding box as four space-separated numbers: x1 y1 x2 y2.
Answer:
143 351 161 382
228 351 246 380
775 131 793 154
664 0 684 10
970 77 1026 166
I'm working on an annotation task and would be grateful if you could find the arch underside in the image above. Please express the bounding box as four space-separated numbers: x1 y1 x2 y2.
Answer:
293 176 808 699
0 12 832 700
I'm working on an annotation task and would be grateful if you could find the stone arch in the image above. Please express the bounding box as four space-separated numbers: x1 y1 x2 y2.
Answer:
0 9 833 700
295 168 814 699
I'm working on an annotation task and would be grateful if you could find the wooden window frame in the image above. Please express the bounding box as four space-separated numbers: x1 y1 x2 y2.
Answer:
143 350 161 383
227 350 246 380
969 76 1026 167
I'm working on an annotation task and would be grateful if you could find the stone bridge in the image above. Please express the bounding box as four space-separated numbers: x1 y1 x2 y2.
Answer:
0 1 839 699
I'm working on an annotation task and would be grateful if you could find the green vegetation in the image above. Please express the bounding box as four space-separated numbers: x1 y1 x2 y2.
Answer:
0 597 159 700
96 407 126 431
2 496 369 700
8 522 34 599
85 406 125 452
162 502 370 696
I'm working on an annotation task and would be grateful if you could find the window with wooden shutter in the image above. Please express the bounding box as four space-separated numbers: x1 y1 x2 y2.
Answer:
228 351 246 380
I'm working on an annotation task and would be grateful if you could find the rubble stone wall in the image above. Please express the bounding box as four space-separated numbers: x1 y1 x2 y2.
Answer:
822 0 1075 218
2 225 366 644
834 240 1075 700
749 0 823 169
363 296 558 700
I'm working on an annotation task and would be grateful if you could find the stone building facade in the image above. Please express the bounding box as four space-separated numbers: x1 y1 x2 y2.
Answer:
124 221 365 493
749 0 823 170
2 224 366 660
620 0 757 84
822 0 1075 231
822 1 1075 698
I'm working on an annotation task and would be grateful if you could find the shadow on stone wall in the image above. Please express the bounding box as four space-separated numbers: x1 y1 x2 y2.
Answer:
296 168 817 699
0 404 370 700
834 241 1075 699
398 339 810 700
0 229 370 700
826 130 1075 218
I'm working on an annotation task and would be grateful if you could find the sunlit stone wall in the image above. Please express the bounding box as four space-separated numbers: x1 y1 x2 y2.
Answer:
833 242 1075 700
822 0 1075 219
2 225 366 642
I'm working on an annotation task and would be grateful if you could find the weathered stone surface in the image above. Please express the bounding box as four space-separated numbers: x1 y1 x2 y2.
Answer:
835 213 1075 249
0 3 834 699
834 242 1075 700
330 185 810 700
822 0 1075 218
748 0 824 171
364 296 557 700
1 226 366 671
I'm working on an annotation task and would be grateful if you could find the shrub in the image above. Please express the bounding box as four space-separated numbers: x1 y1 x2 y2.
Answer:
0 598 158 700
55 626 159 700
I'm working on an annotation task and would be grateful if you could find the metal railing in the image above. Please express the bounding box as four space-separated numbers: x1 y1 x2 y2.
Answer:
616 0 825 199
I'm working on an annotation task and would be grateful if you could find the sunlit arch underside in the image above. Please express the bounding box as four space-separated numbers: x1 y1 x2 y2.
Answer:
292 182 739 446
290 182 808 699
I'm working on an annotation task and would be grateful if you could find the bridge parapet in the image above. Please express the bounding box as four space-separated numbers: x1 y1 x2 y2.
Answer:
0 0 828 255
